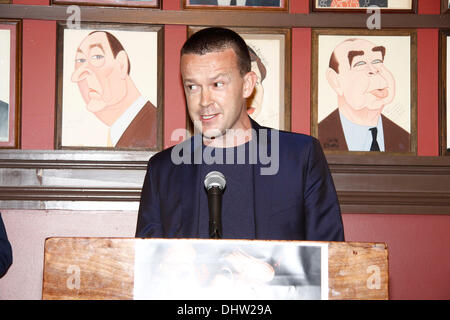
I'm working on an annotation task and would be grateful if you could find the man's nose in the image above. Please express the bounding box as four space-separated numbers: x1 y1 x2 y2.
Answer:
71 64 92 83
200 87 212 107
367 63 380 75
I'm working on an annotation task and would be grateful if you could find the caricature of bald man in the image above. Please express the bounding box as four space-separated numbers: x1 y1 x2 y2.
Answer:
318 38 410 152
71 31 157 149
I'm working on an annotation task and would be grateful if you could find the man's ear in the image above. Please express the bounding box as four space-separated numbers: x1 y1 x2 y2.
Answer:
243 71 258 98
116 50 129 79
326 68 343 96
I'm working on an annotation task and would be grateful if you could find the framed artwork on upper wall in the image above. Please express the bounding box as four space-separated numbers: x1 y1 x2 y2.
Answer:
441 0 450 14
55 22 163 151
183 0 288 11
51 0 160 8
186 26 291 133
311 0 417 13
0 20 21 149
439 30 450 156
311 28 417 155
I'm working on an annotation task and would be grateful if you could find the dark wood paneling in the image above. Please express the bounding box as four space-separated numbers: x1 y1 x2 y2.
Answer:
0 151 449 214
0 4 449 213
327 154 450 214
0 4 449 28
0 150 149 210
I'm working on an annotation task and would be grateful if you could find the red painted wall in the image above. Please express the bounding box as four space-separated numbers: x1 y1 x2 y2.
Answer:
417 29 439 156
291 28 311 135
343 213 450 300
20 20 56 150
163 25 187 148
7 0 450 299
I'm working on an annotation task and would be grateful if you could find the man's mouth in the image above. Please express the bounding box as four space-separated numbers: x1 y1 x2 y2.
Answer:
201 114 218 121
88 88 101 98
370 88 389 99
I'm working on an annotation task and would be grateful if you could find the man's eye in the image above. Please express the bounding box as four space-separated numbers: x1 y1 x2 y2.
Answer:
353 61 366 67
75 58 86 63
186 84 197 91
372 59 383 65
214 82 224 88
91 55 104 60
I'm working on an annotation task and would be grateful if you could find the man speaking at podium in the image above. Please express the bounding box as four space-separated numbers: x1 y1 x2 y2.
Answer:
135 27 344 242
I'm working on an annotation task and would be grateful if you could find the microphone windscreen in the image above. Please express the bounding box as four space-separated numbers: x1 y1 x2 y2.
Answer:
204 171 226 190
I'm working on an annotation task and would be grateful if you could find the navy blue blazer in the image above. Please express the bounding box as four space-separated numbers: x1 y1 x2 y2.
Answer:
136 120 344 241
0 212 12 278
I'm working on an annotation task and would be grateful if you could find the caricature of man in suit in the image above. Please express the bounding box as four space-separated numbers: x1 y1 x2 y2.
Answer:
0 100 8 142
189 0 280 7
318 38 410 152
71 31 157 148
321 0 387 7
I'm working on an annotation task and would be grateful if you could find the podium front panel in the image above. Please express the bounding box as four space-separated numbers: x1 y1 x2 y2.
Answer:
42 238 388 300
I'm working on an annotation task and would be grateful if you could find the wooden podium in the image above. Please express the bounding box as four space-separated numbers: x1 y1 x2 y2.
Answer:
42 238 388 300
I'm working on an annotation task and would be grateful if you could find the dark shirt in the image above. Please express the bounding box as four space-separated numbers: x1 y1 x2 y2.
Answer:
0 212 12 278
199 142 255 239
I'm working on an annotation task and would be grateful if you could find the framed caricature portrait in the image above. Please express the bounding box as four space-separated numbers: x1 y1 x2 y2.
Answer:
183 0 288 11
55 23 163 150
0 20 20 149
442 0 450 14
439 30 450 156
187 26 291 132
51 0 160 8
311 0 416 13
311 29 417 155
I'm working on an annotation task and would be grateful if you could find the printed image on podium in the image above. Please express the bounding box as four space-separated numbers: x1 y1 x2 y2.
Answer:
133 239 327 300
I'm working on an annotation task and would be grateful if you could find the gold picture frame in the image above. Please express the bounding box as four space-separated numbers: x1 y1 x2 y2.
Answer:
52 0 160 8
439 29 450 156
183 0 288 11
185 26 291 134
311 28 417 155
0 19 21 149
55 22 164 151
311 0 417 13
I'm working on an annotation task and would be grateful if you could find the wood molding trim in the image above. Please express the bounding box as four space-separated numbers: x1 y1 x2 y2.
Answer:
0 4 449 28
0 151 449 214
327 154 450 214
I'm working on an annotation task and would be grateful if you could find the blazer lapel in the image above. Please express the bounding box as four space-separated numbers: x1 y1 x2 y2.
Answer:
179 135 203 237
250 119 274 239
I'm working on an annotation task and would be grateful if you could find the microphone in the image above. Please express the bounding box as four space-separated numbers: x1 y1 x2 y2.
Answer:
204 171 226 239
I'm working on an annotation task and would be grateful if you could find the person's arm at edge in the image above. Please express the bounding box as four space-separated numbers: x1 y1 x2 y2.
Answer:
0 212 12 278
135 160 163 238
